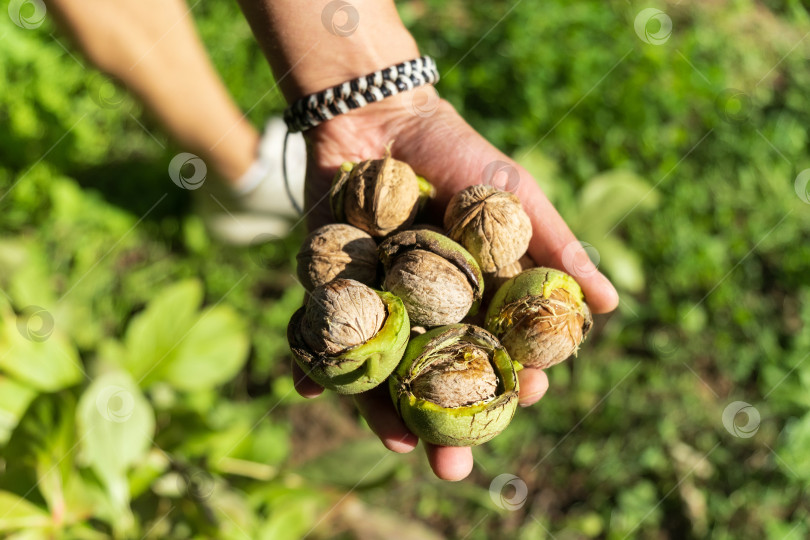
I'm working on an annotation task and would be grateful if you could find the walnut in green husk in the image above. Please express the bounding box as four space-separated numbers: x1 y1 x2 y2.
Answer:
486 267 592 369
301 279 385 355
443 185 532 272
410 342 498 408
287 279 410 394
389 324 520 446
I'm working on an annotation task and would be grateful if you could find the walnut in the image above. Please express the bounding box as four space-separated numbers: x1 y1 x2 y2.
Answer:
486 268 593 369
389 324 520 446
495 286 592 369
410 341 498 408
330 151 421 237
296 224 378 291
302 279 385 356
384 249 474 327
379 229 484 328
443 185 532 272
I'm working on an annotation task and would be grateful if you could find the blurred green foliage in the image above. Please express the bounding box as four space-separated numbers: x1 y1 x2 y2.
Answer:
1 0 809 538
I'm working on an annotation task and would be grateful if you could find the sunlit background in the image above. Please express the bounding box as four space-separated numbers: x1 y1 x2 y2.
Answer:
1 0 808 538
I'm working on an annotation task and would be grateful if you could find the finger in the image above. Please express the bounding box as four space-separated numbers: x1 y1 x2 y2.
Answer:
291 359 324 398
394 114 619 314
353 386 418 453
517 367 549 408
424 443 473 481
302 165 336 232
520 187 619 314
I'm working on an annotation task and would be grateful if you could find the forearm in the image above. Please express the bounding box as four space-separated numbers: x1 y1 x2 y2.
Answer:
46 0 258 184
236 0 420 102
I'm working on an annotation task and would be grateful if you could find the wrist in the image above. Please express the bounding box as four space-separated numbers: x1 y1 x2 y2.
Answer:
238 0 420 102
286 28 420 100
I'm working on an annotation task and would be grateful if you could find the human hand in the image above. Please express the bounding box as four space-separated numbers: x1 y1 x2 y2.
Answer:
291 90 619 481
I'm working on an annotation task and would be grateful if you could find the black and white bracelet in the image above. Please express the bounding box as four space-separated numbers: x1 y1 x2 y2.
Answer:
281 56 439 215
283 55 439 133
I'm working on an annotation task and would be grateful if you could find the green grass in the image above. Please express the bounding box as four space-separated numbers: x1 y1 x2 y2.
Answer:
1 0 809 538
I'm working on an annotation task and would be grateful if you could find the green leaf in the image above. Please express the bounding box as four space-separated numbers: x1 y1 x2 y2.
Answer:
0 240 55 308
159 305 249 391
257 502 323 540
0 305 83 392
6 530 52 540
121 280 249 390
0 491 51 532
777 412 810 481
514 147 561 203
60 470 116 530
590 235 647 293
297 439 399 488
0 376 37 445
122 280 203 381
76 371 155 513
575 170 659 238
59 524 111 540
251 485 328 540
209 489 258 540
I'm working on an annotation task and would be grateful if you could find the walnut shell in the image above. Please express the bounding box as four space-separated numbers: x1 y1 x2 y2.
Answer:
486 268 593 369
302 279 385 356
287 287 410 394
296 224 378 291
389 324 520 447
496 288 591 369
443 185 532 272
379 229 484 327
330 153 420 237
384 249 474 328
410 341 498 408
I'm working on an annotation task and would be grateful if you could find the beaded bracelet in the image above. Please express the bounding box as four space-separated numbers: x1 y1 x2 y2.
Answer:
281 56 439 215
283 55 439 133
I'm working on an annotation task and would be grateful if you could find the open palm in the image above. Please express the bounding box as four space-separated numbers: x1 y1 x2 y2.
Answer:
292 89 619 481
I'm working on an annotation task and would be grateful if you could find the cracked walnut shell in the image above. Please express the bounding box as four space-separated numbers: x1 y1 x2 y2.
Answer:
443 185 532 272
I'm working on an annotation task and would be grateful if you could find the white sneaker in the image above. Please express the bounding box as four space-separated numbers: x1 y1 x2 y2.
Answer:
195 117 306 245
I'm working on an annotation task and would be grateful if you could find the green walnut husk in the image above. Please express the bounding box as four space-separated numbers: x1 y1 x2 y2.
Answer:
485 267 593 369
330 151 435 237
287 288 410 394
389 324 520 447
379 229 484 327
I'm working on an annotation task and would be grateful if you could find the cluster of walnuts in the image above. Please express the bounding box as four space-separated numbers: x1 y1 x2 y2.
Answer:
287 151 592 447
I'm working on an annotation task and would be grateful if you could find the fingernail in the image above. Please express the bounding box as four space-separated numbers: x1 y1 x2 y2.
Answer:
519 392 544 407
